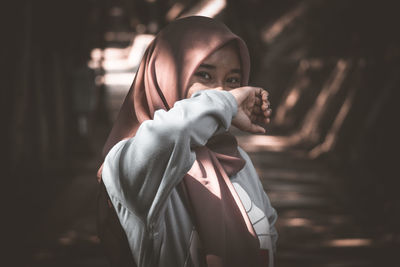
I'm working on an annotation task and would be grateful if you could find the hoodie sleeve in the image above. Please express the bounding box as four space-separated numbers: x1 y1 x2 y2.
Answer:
102 89 238 227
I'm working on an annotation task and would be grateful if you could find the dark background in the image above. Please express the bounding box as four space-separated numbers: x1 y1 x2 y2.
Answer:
3 0 400 266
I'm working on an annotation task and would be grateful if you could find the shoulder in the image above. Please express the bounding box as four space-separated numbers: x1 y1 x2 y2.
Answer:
233 146 266 201
237 146 257 176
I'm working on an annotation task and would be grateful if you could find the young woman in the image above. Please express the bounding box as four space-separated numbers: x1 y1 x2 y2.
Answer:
97 16 278 267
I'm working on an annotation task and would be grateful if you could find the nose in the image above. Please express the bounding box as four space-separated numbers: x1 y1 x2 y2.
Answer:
212 80 230 91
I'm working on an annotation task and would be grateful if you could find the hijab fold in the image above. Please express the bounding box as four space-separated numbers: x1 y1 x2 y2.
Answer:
101 16 262 266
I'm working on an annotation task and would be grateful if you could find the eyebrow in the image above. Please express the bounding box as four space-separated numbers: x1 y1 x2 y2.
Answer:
230 69 241 74
199 64 216 69
198 64 242 74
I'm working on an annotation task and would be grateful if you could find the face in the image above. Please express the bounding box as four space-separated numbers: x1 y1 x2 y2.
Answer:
186 42 242 98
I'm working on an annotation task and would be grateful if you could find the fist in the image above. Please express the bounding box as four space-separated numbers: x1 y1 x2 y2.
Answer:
229 86 271 134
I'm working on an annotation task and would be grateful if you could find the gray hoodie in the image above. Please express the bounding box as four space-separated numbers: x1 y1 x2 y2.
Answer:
102 90 278 267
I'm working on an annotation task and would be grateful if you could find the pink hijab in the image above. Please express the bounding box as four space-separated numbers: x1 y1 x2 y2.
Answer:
101 16 263 266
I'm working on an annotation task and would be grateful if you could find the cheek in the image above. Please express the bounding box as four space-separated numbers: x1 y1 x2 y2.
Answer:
186 82 212 98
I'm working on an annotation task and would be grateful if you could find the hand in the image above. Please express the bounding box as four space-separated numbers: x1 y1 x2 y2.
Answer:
229 86 271 134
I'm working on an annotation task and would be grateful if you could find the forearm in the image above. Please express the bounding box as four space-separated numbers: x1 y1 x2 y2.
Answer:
102 90 238 224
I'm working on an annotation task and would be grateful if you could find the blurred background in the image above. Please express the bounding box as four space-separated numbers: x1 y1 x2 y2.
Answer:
4 0 400 266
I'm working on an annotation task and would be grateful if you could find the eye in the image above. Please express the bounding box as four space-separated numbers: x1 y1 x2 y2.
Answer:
195 71 212 80
226 76 241 85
